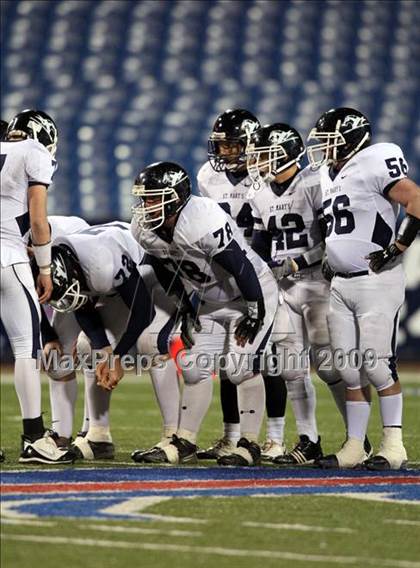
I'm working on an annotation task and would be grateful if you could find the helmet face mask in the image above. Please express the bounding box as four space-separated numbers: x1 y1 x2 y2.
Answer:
307 108 371 170
208 109 260 173
6 109 58 157
132 162 191 232
246 124 305 190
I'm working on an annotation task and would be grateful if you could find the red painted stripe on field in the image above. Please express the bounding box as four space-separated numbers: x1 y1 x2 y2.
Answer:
1 476 419 494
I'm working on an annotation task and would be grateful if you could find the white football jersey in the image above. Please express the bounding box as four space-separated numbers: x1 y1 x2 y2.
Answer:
250 166 323 264
0 139 55 267
132 195 269 304
48 215 89 240
197 161 254 242
54 221 144 295
319 143 406 273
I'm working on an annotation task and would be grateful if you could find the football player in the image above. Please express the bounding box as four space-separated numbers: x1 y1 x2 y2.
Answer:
197 109 288 461
97 161 279 466
247 122 349 465
41 221 181 460
307 107 420 469
0 109 75 464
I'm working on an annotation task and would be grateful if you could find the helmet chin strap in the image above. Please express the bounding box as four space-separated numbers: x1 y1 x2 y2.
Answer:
337 131 371 163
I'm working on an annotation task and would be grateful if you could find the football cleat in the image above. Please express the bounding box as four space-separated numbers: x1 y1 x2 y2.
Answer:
197 437 238 460
0 449 5 463
273 435 322 465
131 436 172 463
364 428 408 471
133 435 197 465
217 437 261 466
316 437 369 469
72 434 115 460
19 432 76 464
261 439 287 462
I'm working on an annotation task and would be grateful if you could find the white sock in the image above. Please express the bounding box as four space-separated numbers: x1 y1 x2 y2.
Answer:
378 393 403 427
237 373 265 442
327 379 347 426
81 369 95 433
223 422 240 444
14 359 42 419
48 376 78 438
287 376 318 443
346 400 371 441
178 379 213 443
84 368 111 428
267 416 285 444
150 358 180 433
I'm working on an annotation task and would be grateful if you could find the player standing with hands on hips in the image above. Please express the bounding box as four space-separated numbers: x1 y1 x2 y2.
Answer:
307 107 420 470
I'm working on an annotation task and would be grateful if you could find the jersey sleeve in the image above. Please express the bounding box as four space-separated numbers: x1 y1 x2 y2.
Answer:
196 162 211 198
371 143 409 196
25 141 55 186
178 198 235 257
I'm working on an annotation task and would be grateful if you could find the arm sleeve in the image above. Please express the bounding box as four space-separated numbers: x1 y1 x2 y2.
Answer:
251 230 272 262
213 239 263 301
74 301 110 350
293 241 325 270
25 143 55 186
113 274 156 357
373 144 409 196
40 306 59 344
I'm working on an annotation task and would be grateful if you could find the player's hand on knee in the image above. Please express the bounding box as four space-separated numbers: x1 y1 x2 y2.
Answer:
366 243 404 273
180 312 202 349
234 299 265 347
37 273 53 303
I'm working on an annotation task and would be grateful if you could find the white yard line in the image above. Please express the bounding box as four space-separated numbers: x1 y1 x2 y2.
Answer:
2 534 420 568
0 519 56 527
384 519 420 527
243 521 355 533
79 523 202 537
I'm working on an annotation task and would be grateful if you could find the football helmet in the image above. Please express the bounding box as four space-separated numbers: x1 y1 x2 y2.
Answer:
132 161 191 231
49 245 89 313
6 109 58 157
246 123 305 189
307 107 371 169
208 108 260 172
0 119 8 140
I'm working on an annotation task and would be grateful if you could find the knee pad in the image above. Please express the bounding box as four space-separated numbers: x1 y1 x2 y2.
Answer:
363 359 395 392
311 347 338 386
180 352 213 385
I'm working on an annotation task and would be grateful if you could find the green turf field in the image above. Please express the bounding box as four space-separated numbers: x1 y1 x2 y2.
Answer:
1 369 420 568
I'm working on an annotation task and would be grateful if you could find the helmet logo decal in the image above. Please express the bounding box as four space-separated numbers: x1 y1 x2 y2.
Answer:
53 260 67 283
268 130 299 144
341 115 368 129
162 170 185 187
241 119 259 136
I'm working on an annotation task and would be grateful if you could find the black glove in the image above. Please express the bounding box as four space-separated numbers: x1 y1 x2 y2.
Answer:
321 256 335 282
234 299 265 347
179 302 202 349
366 243 403 273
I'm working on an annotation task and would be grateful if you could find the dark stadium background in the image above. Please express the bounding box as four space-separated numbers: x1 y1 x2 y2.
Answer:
1 0 419 361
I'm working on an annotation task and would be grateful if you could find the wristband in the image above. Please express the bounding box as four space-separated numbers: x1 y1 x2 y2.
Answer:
39 266 51 275
396 214 420 247
33 241 52 269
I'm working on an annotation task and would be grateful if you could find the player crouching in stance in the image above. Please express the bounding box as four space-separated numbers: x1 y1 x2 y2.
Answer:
0 109 74 464
307 107 420 470
101 161 278 466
